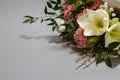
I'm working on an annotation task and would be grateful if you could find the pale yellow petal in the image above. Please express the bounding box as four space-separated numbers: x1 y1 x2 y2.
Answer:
77 9 109 36
105 22 120 47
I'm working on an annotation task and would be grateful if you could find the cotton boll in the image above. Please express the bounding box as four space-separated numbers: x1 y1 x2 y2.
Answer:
56 19 65 26
57 25 66 33
59 19 65 25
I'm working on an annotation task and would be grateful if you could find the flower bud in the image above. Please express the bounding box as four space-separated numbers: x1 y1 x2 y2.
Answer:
102 2 108 10
112 13 116 17
110 8 114 12
57 25 66 33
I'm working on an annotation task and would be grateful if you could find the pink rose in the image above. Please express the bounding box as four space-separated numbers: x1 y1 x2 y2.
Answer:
74 28 87 48
76 10 87 18
87 1 100 10
63 4 75 20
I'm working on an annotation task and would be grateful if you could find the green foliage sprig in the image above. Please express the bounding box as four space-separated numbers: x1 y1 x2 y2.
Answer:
23 0 62 31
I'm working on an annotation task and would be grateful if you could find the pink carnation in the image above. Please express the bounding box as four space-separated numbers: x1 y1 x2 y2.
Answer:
87 1 100 10
74 28 87 48
76 10 87 18
63 4 75 20
66 4 75 11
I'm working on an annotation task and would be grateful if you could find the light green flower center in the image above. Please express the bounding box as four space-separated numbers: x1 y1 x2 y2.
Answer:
95 18 103 28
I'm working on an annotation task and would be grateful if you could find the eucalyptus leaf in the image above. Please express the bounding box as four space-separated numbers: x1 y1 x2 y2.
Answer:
47 12 56 15
23 19 31 23
52 26 56 31
47 1 52 8
64 0 76 4
47 23 55 25
44 18 53 21
44 6 48 14
24 16 34 19
53 4 61 10
41 18 44 23
49 0 57 4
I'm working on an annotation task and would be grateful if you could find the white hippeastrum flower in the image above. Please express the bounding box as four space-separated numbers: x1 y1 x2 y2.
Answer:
105 22 120 47
77 9 109 36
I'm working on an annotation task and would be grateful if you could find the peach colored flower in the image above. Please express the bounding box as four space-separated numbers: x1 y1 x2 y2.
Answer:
74 28 87 48
63 4 74 19
66 4 75 11
87 1 100 10
76 10 87 18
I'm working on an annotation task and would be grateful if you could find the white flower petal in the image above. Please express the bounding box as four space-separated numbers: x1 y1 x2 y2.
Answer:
105 22 120 47
77 9 109 36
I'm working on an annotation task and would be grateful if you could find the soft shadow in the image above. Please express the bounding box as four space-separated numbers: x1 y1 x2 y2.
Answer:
19 34 65 42
19 34 120 68
111 56 120 67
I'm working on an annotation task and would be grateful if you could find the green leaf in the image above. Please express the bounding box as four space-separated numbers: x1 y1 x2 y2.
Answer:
41 18 44 23
96 53 103 64
81 0 87 2
108 42 120 50
53 4 61 10
44 18 53 21
110 51 120 56
59 32 68 37
47 1 52 8
52 26 56 31
49 0 57 4
44 6 48 14
50 19 56 24
68 30 75 40
47 23 55 25
74 1 83 10
86 0 95 6
72 7 84 14
55 14 64 19
105 57 113 68
64 0 76 4
107 8 112 18
57 0 60 4
29 20 34 24
23 19 31 23
24 16 34 19
47 12 56 15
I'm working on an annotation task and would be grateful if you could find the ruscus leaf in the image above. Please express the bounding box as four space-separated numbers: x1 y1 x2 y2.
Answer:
108 42 120 50
105 57 113 68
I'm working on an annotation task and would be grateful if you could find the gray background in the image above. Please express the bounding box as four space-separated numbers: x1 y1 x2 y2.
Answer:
0 0 120 80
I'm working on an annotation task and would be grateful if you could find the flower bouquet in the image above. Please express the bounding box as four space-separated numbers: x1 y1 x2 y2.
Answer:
23 0 120 68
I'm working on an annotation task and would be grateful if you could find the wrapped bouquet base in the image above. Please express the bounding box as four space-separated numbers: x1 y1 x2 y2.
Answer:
24 0 120 68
